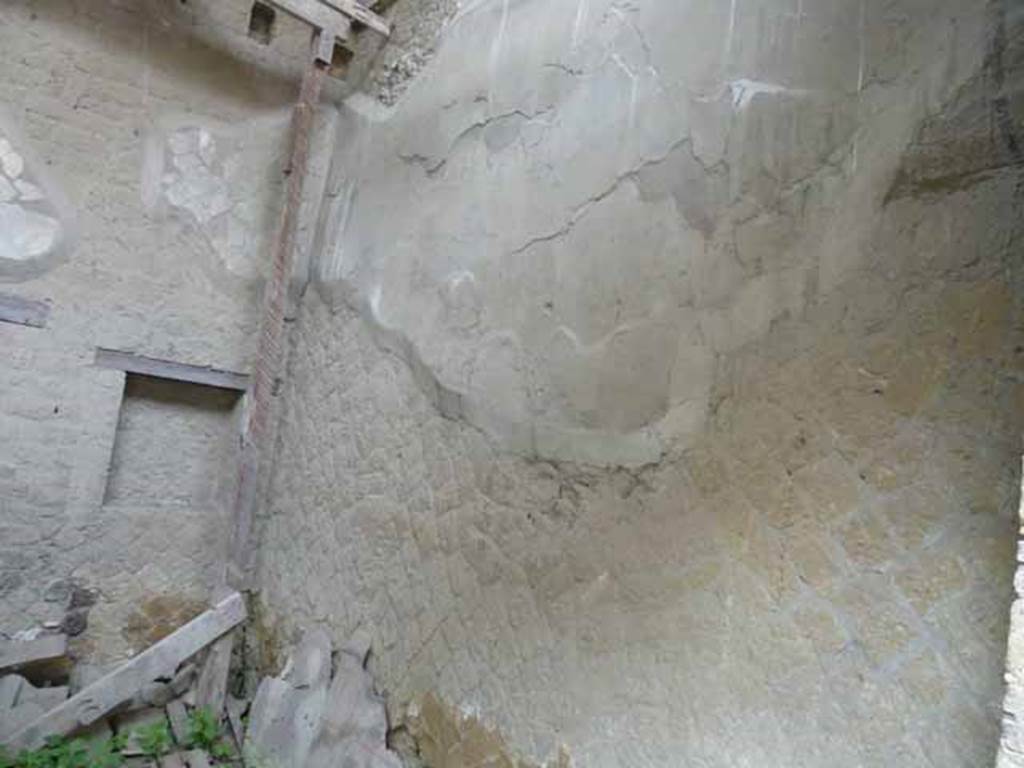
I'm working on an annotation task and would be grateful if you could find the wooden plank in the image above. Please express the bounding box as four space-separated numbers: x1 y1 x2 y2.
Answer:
0 635 67 676
225 696 246 749
166 699 191 747
4 592 246 751
0 293 50 328
94 349 249 392
193 633 233 717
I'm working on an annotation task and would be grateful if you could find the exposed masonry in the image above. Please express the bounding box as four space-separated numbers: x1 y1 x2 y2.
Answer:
1 0 1023 767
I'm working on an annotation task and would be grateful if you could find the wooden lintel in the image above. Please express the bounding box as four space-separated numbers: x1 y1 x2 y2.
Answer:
94 348 249 392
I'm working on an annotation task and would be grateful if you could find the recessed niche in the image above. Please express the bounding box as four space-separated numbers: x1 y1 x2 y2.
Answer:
103 373 242 508
248 2 276 45
330 42 354 79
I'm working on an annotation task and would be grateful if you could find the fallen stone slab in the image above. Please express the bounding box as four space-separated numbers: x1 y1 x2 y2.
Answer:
245 628 332 768
0 634 68 678
0 680 69 740
305 632 401 768
0 675 25 710
3 591 246 751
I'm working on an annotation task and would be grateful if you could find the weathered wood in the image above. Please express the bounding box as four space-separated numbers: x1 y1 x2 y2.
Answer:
0 634 68 676
0 293 50 328
225 696 246 749
4 592 246 751
268 0 388 36
193 633 233 717
166 699 191 746
318 0 390 35
227 39 329 588
94 349 249 392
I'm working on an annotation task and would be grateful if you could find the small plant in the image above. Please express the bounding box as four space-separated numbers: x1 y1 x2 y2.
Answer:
86 740 124 768
0 735 127 768
134 721 172 759
210 740 234 762
47 738 90 768
187 708 220 751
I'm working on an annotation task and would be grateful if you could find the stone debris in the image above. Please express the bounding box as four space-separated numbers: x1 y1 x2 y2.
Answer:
0 676 70 742
246 628 332 767
2 592 246 752
0 633 68 677
246 628 401 768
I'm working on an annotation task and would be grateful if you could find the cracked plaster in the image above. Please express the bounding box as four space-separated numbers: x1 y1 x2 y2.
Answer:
258 0 1024 765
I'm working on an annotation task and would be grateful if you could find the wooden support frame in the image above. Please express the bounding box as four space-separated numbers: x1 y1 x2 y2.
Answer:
265 0 389 64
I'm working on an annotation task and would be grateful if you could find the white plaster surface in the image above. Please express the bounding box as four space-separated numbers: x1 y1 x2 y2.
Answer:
0 204 59 262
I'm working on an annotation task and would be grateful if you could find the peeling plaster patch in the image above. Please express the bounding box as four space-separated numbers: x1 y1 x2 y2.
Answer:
0 139 24 179
0 204 60 262
153 123 284 281
0 125 72 279
729 78 806 110
14 180 44 202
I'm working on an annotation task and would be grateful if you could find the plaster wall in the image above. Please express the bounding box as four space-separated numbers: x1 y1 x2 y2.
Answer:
0 0 307 666
257 0 1024 765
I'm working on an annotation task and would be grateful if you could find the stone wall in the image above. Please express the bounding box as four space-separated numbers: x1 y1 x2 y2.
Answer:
257 0 1024 765
0 0 305 666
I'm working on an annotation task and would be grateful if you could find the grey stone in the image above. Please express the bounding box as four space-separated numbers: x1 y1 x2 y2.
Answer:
244 629 336 767
60 609 89 637
43 579 73 605
0 674 26 709
0 634 68 676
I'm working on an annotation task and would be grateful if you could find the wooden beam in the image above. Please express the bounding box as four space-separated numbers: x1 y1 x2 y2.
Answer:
269 0 389 39
3 592 246 751
0 293 50 328
318 0 390 35
227 39 329 588
94 349 249 392
193 634 234 717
